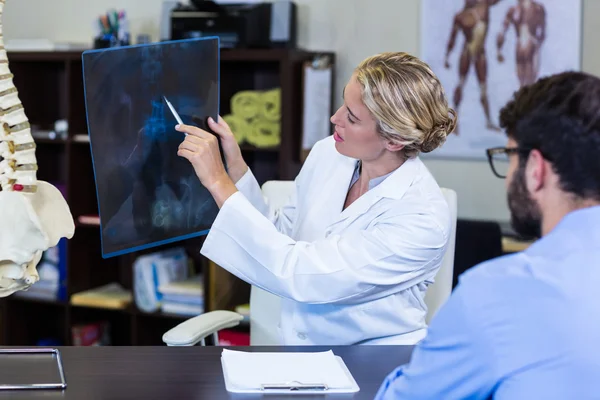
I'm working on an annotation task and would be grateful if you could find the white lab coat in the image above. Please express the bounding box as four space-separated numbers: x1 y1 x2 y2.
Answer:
201 136 451 345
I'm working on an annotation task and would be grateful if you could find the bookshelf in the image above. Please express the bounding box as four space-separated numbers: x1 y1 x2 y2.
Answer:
0 48 335 346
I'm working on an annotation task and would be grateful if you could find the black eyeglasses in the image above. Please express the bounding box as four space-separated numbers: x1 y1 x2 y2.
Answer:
485 147 530 179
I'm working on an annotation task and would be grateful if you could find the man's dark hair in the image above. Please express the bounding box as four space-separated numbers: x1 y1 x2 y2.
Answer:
499 71 600 200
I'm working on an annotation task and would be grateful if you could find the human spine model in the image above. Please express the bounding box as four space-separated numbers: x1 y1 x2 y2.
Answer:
0 0 75 297
0 0 36 192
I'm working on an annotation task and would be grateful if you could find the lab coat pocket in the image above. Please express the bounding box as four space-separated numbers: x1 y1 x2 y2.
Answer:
277 322 283 344
292 301 377 344
407 284 428 313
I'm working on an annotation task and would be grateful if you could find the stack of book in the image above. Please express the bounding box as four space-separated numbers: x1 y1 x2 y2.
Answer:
158 274 204 316
70 283 132 309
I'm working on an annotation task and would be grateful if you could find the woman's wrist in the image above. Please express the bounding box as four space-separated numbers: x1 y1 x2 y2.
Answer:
207 173 239 208
227 159 249 184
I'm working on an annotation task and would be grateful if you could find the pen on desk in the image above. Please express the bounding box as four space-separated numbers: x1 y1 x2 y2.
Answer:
163 96 187 135
261 383 328 391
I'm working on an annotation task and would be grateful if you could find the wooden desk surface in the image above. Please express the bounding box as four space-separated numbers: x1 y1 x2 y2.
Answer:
0 346 414 399
502 236 535 253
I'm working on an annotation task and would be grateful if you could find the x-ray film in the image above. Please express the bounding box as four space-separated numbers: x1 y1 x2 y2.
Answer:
82 37 220 258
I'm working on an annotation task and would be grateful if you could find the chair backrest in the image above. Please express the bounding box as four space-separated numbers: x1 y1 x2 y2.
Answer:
249 181 294 345
453 219 503 288
423 188 458 323
249 182 458 344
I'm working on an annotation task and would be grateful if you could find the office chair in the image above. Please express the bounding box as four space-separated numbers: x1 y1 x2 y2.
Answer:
162 182 457 346
453 219 503 288
424 188 457 323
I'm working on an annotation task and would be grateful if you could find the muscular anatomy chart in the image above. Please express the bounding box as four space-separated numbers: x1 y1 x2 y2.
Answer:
444 0 502 134
82 37 220 257
496 0 546 87
422 0 581 159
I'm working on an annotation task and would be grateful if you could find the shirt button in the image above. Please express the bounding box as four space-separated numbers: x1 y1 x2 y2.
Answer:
297 333 307 340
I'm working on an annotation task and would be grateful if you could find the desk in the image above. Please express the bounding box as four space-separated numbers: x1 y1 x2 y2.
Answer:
502 236 534 253
499 222 535 253
0 346 414 399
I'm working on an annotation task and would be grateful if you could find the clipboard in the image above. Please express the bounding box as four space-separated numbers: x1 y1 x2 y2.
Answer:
0 348 67 390
300 54 334 162
221 352 360 394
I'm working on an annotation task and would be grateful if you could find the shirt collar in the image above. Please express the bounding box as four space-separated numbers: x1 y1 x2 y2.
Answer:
350 160 395 191
553 205 600 234
526 205 600 257
347 157 421 201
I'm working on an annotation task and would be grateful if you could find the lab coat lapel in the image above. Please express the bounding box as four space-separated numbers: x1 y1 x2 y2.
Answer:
326 155 358 219
328 187 381 232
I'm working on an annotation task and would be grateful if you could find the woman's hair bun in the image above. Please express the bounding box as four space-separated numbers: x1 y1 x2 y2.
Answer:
419 109 457 153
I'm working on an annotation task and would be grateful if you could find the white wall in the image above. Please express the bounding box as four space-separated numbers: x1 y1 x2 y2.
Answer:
295 0 599 222
3 0 171 44
4 0 598 221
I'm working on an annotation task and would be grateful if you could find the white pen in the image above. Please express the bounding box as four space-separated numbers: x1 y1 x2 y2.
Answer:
163 96 187 135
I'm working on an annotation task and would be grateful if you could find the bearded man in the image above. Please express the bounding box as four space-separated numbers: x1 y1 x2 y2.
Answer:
374 71 600 399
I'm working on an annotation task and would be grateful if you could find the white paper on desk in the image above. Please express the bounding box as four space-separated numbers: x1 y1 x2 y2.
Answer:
301 65 333 151
221 349 352 390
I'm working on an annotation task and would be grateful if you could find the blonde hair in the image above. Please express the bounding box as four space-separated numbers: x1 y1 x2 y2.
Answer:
355 52 457 158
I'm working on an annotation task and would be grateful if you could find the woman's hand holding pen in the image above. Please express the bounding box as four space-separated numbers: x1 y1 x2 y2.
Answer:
176 122 238 208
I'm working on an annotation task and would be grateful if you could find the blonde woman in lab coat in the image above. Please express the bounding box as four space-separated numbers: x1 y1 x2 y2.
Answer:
176 52 456 345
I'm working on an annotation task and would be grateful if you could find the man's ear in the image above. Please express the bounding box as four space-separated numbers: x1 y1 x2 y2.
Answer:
525 149 546 193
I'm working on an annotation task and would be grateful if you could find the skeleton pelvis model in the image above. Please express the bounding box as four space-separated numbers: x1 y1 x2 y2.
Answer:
0 0 75 297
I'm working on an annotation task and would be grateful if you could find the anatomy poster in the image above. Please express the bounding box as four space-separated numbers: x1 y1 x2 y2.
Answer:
421 0 582 159
82 37 220 258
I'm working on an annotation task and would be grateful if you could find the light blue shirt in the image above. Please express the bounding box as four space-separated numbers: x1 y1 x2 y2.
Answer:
349 160 393 190
375 205 600 400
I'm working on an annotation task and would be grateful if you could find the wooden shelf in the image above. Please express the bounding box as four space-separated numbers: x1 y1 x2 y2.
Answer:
7 48 328 63
7 296 68 307
70 303 131 315
0 47 335 347
7 50 84 62
133 309 191 321
240 145 280 152
34 137 69 145
75 222 100 229
219 48 322 62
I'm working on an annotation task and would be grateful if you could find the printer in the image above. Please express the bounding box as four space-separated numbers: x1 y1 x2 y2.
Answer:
170 0 297 49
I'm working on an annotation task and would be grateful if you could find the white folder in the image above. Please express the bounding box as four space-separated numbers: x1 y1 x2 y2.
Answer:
220 349 360 394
